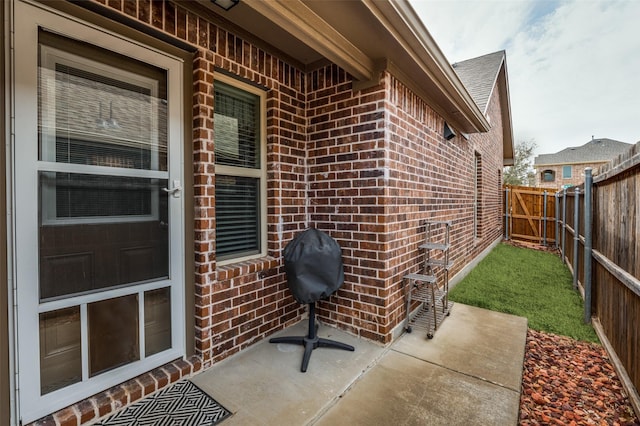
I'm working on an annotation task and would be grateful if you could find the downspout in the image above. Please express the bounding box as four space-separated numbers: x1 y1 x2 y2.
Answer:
583 168 593 323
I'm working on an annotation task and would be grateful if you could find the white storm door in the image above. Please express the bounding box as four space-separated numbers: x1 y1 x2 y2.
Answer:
13 2 185 423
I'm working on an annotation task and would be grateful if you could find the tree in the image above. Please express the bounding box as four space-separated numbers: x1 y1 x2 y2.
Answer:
503 139 536 186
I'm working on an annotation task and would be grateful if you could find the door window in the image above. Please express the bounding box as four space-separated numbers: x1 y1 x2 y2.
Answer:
37 30 173 387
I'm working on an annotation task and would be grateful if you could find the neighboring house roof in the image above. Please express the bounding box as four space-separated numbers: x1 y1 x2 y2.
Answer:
534 138 632 166
453 50 515 165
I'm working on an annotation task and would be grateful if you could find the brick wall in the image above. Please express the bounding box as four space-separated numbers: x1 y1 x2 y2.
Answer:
383 74 505 338
189 26 310 366
472 83 506 248
306 64 389 342
535 162 606 190
306 70 506 345
31 0 507 424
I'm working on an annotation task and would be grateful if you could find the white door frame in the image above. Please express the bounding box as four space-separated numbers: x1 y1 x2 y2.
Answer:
11 1 186 423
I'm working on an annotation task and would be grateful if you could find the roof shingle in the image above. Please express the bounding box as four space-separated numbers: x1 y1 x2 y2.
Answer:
534 138 632 165
452 50 505 114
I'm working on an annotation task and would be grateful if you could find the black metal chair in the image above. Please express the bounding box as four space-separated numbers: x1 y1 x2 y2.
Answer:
269 228 354 372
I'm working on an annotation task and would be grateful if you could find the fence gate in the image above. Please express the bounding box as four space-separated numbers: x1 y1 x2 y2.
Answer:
504 185 556 245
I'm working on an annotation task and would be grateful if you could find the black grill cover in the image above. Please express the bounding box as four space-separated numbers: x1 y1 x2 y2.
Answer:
283 228 344 304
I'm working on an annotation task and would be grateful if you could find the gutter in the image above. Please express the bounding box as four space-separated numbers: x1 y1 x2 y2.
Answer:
367 0 490 133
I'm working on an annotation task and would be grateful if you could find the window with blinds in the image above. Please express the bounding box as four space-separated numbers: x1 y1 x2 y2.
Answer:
214 79 265 261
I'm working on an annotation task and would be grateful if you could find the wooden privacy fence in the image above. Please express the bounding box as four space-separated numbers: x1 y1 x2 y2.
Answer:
503 185 556 245
556 143 640 416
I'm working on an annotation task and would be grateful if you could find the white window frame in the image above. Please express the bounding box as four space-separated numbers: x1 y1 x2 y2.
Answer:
562 165 572 179
214 73 267 266
12 2 186 423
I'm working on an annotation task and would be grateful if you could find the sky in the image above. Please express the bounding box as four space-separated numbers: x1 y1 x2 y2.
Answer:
410 0 640 156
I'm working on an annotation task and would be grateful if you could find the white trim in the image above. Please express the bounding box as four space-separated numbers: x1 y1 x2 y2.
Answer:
12 2 185 423
38 279 172 311
5 0 18 422
80 303 88 382
37 161 168 178
534 160 610 168
138 290 146 360
215 164 263 179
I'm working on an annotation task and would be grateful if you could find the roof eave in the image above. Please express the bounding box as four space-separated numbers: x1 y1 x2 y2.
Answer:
241 0 490 134
497 60 515 166
534 160 610 167
368 0 490 133
242 0 375 80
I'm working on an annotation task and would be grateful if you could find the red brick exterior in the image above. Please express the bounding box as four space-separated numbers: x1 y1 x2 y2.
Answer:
29 1 507 424
471 83 507 248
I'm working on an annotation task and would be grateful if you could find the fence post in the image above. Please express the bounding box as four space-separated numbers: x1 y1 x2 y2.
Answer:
555 193 560 249
573 187 580 290
543 190 548 245
584 168 593 323
562 188 567 263
504 187 510 240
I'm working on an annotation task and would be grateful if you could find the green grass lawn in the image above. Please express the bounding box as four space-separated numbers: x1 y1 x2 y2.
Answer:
449 242 599 343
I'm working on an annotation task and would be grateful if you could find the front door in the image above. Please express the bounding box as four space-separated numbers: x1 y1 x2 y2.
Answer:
12 2 185 422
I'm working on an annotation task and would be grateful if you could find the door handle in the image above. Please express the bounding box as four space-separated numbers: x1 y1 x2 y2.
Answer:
162 180 182 198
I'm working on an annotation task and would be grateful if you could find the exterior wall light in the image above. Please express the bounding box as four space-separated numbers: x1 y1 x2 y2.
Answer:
211 0 239 11
444 122 456 140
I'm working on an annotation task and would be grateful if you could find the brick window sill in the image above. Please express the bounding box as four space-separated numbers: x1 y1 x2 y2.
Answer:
216 256 279 281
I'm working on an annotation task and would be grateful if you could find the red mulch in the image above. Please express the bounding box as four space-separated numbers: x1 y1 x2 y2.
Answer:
504 239 560 254
520 329 640 425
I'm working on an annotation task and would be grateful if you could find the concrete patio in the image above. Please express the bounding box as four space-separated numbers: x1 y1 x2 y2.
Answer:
192 303 528 425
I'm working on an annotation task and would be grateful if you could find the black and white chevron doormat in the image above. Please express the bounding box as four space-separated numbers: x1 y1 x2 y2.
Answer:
96 380 231 425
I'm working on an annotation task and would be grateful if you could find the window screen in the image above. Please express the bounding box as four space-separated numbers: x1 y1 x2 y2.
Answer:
563 165 572 179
